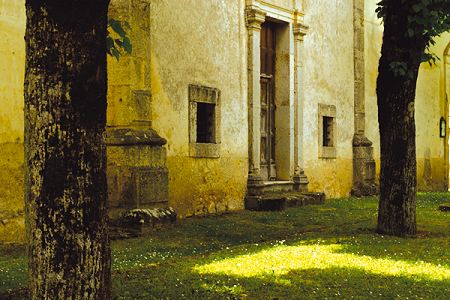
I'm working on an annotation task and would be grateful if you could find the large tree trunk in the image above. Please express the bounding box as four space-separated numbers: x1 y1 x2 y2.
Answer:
24 1 111 298
376 4 426 237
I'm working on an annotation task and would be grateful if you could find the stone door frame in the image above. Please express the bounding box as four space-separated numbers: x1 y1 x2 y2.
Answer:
245 1 308 190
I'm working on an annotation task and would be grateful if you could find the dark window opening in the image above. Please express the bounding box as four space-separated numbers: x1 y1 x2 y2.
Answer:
196 102 215 143
323 116 334 147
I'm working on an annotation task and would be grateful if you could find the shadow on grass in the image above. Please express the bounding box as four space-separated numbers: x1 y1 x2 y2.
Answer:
2 195 449 299
111 200 380 265
192 267 449 299
5 230 447 299
333 235 450 267
112 257 450 299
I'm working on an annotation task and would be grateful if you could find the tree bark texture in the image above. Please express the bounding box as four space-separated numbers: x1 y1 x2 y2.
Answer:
24 1 111 298
376 3 426 236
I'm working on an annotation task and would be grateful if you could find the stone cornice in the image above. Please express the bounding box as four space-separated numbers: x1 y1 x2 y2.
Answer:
245 6 266 30
293 23 309 41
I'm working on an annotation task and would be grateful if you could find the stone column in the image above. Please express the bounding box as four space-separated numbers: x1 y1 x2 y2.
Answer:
351 0 377 196
293 23 309 192
245 6 266 185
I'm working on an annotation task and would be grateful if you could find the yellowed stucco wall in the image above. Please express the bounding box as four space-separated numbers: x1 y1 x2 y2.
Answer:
108 0 152 126
107 0 249 217
0 0 249 241
263 0 296 9
0 0 26 243
148 0 248 216
365 0 449 191
302 0 355 198
0 0 24 143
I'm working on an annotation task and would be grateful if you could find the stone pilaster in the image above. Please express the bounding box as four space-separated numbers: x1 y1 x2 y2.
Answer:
107 1 172 216
245 6 266 185
293 23 309 192
351 0 377 196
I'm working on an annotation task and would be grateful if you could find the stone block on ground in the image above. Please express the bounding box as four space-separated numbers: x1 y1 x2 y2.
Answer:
245 191 326 211
438 204 450 212
110 207 177 239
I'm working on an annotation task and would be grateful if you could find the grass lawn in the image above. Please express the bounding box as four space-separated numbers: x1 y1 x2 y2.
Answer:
0 193 449 299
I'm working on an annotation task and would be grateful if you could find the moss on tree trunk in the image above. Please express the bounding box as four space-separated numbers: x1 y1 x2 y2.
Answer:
24 0 111 298
376 3 427 237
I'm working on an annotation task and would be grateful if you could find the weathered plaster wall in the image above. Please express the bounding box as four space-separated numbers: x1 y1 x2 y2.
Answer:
364 0 449 191
148 0 248 217
263 0 295 8
301 0 355 198
0 0 24 143
0 0 249 241
108 0 249 217
108 0 152 126
258 0 302 11
0 0 26 243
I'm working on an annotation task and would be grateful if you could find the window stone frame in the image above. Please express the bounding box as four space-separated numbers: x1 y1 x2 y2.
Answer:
188 84 221 158
318 103 337 159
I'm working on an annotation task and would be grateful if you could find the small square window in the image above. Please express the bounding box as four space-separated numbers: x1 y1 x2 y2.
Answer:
322 116 334 147
189 84 221 158
318 104 336 158
196 102 216 143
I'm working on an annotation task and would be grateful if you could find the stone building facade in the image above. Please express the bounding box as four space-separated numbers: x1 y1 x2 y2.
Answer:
0 0 449 242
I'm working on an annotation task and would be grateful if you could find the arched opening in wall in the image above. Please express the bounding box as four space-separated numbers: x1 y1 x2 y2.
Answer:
444 43 450 190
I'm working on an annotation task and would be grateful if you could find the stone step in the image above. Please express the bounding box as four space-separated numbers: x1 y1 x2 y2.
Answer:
246 191 325 211
260 181 295 193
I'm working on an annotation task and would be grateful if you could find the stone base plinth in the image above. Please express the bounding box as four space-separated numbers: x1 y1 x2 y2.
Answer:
110 207 177 239
106 122 169 219
352 134 378 197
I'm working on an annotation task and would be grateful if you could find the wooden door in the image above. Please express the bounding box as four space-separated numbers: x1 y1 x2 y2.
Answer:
260 22 276 181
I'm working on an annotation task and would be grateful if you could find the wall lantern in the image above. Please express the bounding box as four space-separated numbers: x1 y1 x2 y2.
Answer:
439 117 446 138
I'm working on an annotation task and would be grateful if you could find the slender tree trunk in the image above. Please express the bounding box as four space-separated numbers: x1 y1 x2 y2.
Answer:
24 1 111 298
376 4 426 237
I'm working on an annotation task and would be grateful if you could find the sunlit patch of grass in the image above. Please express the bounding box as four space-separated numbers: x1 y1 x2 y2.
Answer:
194 243 450 281
199 281 246 295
